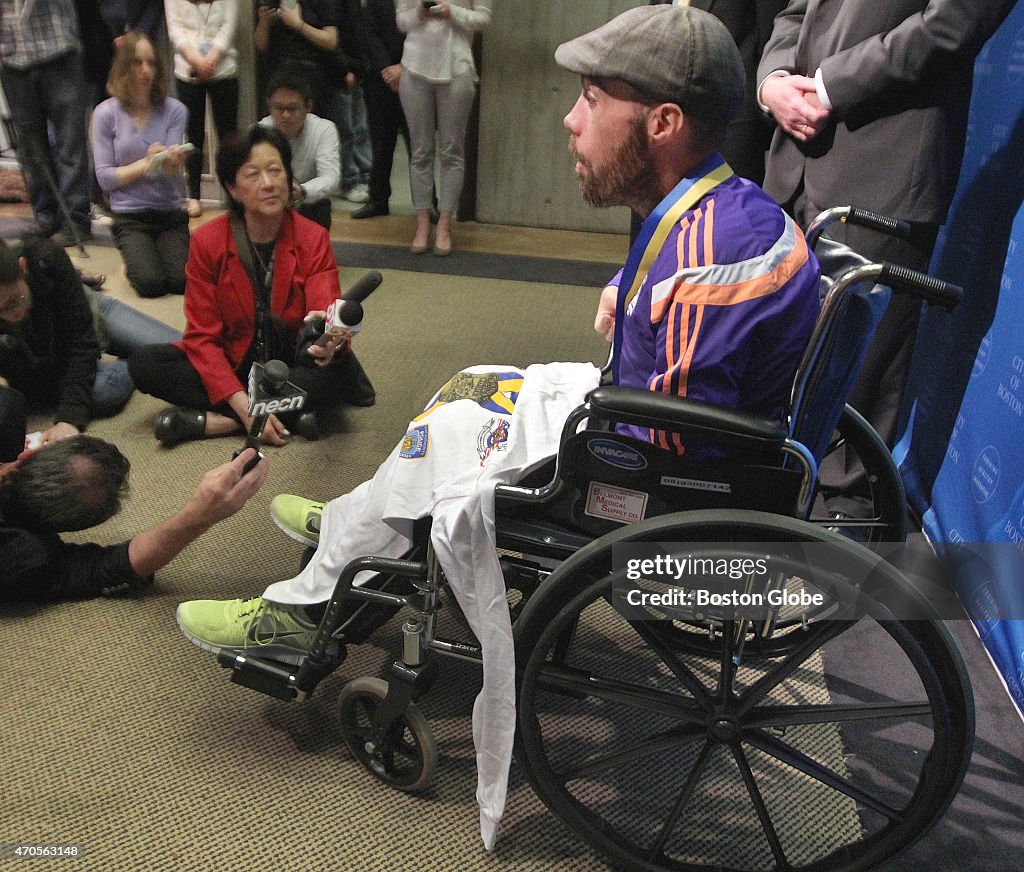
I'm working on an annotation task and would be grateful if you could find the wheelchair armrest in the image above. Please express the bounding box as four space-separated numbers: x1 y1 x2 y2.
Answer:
587 386 788 449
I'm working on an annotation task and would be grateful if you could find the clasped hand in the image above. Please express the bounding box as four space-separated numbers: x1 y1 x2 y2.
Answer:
418 1 451 22
760 74 831 143
303 310 352 367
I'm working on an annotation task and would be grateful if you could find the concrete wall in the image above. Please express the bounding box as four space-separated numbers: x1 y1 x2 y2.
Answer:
476 0 635 233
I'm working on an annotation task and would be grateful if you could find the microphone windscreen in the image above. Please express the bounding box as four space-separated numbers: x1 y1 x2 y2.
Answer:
338 300 363 328
263 359 289 390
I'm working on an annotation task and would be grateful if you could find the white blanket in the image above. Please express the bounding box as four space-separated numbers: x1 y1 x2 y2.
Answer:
263 361 602 847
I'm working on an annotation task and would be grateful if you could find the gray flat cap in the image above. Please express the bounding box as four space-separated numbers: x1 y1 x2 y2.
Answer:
555 5 745 123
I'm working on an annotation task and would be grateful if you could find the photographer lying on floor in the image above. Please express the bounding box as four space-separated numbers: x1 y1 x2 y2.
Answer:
0 388 268 602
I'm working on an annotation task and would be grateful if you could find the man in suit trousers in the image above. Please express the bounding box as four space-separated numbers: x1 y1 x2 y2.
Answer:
351 0 411 219
651 0 785 186
757 0 1014 515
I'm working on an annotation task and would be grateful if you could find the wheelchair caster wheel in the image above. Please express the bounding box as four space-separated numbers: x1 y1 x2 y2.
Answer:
338 676 436 792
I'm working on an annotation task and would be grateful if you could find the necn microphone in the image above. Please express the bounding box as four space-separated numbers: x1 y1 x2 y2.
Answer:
233 359 307 473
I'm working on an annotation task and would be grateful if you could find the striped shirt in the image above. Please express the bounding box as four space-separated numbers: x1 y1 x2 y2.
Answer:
615 172 821 452
0 0 81 70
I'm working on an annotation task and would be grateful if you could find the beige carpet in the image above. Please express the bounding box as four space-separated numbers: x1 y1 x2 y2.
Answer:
2 261 624 871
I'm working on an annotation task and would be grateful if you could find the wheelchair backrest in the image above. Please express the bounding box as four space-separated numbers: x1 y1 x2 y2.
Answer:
556 431 802 537
786 237 891 463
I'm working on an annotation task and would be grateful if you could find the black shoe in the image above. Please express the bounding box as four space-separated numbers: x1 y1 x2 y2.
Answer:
346 388 376 408
154 406 207 447
826 511 872 544
344 377 377 406
52 224 94 247
293 410 319 441
78 269 106 289
100 573 156 598
351 201 389 220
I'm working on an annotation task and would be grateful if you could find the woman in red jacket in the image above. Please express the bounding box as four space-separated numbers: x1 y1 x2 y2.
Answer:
129 126 374 446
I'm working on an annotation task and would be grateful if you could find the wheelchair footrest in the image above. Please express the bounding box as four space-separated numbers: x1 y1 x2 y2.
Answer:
217 646 345 701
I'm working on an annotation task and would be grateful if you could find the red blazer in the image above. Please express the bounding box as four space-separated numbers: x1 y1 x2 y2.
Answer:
177 210 340 405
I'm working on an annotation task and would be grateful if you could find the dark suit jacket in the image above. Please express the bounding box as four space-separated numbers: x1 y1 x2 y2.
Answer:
653 1 786 183
334 0 370 79
363 0 405 79
758 0 1014 223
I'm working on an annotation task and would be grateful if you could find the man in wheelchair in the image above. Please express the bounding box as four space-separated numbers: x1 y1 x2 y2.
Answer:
176 6 820 684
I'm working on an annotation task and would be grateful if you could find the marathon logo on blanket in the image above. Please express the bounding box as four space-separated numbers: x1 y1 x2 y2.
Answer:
415 370 525 421
587 438 648 471
477 417 510 465
399 425 429 459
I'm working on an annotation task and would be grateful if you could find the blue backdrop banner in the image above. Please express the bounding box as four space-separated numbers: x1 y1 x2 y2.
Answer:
894 5 1024 718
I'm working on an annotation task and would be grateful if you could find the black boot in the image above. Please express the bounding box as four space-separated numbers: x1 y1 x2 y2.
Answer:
351 201 389 219
153 407 207 447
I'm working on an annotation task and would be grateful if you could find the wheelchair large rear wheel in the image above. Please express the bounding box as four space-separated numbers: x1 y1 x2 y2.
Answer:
514 510 973 872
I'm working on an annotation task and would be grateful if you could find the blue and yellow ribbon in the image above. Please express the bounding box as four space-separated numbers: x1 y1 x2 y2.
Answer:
612 153 733 382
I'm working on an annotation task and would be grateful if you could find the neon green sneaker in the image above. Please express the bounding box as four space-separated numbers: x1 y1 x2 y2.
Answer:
270 494 324 547
176 597 317 665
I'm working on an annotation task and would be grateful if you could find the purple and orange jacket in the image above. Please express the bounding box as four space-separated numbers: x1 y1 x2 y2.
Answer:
612 167 821 452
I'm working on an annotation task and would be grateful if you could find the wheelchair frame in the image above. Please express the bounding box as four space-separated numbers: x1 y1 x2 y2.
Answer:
218 208 973 872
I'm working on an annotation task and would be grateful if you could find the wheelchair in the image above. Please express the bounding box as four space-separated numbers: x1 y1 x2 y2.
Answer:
218 208 973 872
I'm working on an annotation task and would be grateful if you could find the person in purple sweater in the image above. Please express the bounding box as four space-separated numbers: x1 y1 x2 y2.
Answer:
91 32 192 298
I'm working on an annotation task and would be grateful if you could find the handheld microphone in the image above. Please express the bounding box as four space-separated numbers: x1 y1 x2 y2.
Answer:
233 359 308 472
335 269 384 333
343 269 383 304
258 359 290 394
309 270 383 348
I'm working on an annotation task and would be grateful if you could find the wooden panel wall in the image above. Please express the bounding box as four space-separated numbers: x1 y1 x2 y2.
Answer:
475 0 635 232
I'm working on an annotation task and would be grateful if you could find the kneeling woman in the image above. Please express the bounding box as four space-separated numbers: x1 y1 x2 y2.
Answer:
129 126 374 447
92 32 192 299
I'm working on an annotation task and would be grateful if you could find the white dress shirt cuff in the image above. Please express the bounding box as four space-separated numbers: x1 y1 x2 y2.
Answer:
814 67 833 110
756 69 791 114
